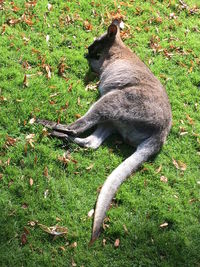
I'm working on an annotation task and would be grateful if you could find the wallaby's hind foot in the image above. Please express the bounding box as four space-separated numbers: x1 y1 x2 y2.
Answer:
73 125 114 149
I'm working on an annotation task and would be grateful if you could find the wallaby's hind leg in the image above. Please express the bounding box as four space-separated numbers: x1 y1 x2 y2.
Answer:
50 124 114 149
73 124 114 149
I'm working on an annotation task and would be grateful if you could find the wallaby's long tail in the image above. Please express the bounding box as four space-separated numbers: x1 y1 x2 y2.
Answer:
89 135 162 245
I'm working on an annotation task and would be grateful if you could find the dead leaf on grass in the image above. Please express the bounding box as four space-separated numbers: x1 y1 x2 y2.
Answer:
86 163 94 171
38 223 68 236
87 209 94 218
160 176 168 183
155 165 162 174
6 136 17 146
83 20 93 31
114 238 120 248
29 178 33 186
172 159 187 171
21 233 27 245
47 3 53 11
70 242 77 248
160 222 168 228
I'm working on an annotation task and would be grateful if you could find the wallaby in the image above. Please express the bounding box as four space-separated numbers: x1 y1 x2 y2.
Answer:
37 20 172 244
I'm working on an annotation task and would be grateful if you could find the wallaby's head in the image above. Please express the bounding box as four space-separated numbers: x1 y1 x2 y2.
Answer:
85 20 124 73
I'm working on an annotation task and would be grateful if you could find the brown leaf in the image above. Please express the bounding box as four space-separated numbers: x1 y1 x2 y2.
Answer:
114 238 120 247
45 65 51 79
1 24 6 35
87 209 94 218
155 165 162 174
22 203 28 209
68 84 73 92
0 173 3 180
86 164 94 171
27 221 37 227
160 176 168 183
75 114 81 119
6 136 17 146
70 242 77 248
29 178 33 186
172 159 187 171
123 224 128 234
25 1 37 8
23 74 29 87
47 3 53 11
8 18 21 26
44 166 48 177
29 118 35 124
83 20 93 31
186 114 194 125
102 238 106 246
38 223 68 236
21 233 27 245
160 222 168 228
71 258 77 267
58 154 70 165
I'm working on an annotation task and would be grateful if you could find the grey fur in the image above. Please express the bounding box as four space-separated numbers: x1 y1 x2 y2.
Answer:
37 21 172 244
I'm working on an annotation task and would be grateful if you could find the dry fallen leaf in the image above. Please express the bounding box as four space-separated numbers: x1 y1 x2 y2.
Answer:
44 166 48 177
47 3 53 11
6 136 17 146
70 242 77 248
29 118 35 124
155 165 162 174
21 233 27 245
86 164 94 171
85 83 97 91
29 178 33 186
58 153 70 165
45 65 51 79
26 134 35 148
28 221 37 227
23 74 29 87
123 224 128 234
160 222 168 228
172 159 187 171
114 238 120 248
75 114 81 119
44 189 49 198
83 20 93 31
71 258 77 267
38 224 68 236
87 209 94 218
160 176 168 183
102 239 106 246
186 114 194 125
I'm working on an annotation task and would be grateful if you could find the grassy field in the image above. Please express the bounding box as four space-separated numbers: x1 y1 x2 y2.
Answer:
0 0 200 266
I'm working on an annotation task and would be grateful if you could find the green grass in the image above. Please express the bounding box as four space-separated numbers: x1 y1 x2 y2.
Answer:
0 0 200 266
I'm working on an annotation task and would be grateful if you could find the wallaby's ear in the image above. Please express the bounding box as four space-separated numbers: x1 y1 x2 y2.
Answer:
107 24 118 38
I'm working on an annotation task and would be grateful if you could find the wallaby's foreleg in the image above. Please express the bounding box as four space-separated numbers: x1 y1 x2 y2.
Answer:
36 119 69 133
37 90 122 136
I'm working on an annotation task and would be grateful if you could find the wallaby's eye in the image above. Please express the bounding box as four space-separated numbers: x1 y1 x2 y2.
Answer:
95 52 102 60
